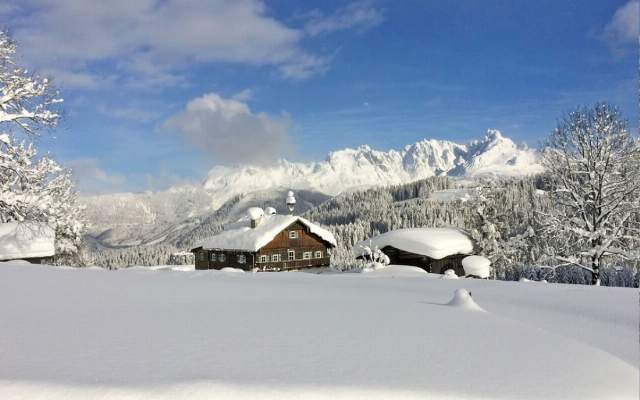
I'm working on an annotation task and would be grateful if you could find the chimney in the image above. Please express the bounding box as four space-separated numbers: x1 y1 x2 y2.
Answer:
286 191 296 214
247 207 264 229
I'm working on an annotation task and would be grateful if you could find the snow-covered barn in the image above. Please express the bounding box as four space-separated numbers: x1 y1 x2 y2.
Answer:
0 222 55 264
190 207 337 271
353 228 476 276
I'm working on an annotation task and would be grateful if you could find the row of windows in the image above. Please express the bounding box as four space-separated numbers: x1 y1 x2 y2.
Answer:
198 249 324 264
206 252 246 264
258 250 323 263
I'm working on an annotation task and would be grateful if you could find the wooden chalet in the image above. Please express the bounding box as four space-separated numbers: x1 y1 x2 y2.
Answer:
354 228 475 277
0 222 55 264
191 207 336 271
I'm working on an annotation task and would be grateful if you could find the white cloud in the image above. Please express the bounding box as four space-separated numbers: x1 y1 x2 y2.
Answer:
65 158 128 194
303 1 384 37
231 89 254 102
7 0 332 88
602 0 639 55
165 92 292 165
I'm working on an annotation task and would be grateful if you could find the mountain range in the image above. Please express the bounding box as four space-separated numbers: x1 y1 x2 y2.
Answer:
82 130 543 249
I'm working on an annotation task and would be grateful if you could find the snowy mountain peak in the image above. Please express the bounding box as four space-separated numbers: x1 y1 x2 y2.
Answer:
82 130 543 248
201 130 543 208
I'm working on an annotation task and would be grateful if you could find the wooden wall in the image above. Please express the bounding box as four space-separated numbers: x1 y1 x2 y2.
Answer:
256 220 331 271
381 246 467 276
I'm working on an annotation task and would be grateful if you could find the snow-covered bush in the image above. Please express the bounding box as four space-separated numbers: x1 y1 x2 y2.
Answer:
357 243 390 272
442 269 459 279
168 251 195 265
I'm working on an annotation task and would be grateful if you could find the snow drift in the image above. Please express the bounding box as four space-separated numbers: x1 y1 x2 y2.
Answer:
0 263 637 400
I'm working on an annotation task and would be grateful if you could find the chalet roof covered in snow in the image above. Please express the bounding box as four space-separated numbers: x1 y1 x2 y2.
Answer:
195 214 337 252
353 228 473 260
0 222 55 261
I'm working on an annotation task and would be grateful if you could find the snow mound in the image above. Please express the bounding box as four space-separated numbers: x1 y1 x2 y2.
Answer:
247 207 264 220
353 228 473 260
429 188 477 203
446 288 485 312
462 255 491 278
362 264 428 277
220 267 245 273
441 269 459 279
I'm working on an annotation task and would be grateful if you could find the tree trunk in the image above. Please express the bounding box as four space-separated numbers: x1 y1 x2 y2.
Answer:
591 256 600 286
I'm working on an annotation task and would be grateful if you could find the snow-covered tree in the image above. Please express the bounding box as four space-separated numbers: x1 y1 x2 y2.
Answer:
0 31 84 264
0 133 85 260
470 183 542 280
0 31 61 135
540 103 640 285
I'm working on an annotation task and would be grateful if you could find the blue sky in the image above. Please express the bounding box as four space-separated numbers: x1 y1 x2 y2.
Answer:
2 0 638 193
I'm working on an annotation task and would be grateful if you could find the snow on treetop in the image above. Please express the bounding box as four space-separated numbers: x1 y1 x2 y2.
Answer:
195 214 336 252
0 222 55 261
353 228 473 260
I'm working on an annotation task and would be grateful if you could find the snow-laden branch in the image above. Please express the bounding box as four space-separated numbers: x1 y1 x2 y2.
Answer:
0 31 62 135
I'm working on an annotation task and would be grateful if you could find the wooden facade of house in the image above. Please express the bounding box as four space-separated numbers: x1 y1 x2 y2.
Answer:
17 256 55 264
357 246 468 276
193 220 333 271
378 246 468 276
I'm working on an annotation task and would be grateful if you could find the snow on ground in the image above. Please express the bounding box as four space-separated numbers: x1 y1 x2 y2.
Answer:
428 188 477 202
0 263 637 400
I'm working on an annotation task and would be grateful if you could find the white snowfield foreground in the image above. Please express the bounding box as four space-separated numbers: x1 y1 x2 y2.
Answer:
0 263 637 400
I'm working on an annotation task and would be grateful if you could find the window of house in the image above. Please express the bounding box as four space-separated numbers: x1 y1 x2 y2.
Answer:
289 230 298 239
198 252 205 261
210 253 217 262
288 249 295 260
219 253 226 262
237 254 246 264
315 251 322 259
259 255 268 263
271 253 281 262
303 251 312 260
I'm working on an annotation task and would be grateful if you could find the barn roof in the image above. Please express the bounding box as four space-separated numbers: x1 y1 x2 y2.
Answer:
0 222 55 261
353 228 473 260
195 214 337 252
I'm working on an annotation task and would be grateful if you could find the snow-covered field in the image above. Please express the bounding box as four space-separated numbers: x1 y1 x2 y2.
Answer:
0 262 637 400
